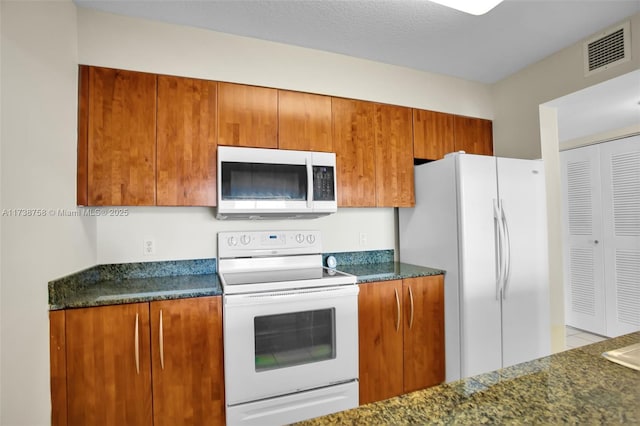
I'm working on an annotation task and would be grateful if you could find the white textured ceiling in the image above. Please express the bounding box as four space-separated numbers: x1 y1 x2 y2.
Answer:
74 0 640 84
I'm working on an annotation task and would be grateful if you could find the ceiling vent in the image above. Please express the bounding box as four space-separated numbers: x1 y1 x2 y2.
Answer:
584 21 630 77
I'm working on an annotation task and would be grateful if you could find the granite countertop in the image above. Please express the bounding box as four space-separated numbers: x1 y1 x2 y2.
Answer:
296 332 640 425
48 258 221 310
336 262 444 283
48 250 443 310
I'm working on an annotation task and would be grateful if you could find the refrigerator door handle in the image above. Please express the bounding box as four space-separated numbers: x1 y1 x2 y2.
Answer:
493 199 504 300
500 201 512 299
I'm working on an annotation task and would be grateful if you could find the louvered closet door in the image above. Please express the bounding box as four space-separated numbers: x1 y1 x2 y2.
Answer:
600 135 640 337
560 145 606 335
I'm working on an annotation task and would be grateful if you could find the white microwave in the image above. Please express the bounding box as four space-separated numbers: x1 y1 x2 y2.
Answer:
216 146 338 220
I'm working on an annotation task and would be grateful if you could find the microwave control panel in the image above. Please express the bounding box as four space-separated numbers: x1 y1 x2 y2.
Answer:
313 166 335 201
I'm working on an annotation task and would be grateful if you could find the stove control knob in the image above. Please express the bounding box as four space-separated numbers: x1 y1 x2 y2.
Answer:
227 236 237 246
295 233 305 244
240 234 251 245
307 234 316 244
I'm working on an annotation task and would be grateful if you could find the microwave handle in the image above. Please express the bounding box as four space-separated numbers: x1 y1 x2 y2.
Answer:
306 157 313 208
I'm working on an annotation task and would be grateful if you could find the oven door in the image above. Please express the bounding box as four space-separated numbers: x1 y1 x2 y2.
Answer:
223 285 359 406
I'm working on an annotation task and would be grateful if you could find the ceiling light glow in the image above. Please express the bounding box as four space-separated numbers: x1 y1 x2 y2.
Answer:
429 0 504 15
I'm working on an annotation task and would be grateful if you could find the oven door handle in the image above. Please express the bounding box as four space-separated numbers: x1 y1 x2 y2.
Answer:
224 285 359 306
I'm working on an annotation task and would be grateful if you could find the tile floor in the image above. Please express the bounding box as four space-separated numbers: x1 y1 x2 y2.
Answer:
565 325 607 350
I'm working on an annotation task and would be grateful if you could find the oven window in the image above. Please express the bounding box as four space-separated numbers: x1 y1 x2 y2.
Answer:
221 162 307 201
254 309 336 371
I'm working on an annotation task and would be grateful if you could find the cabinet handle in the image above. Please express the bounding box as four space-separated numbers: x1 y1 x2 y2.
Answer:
394 288 400 333
134 313 140 375
159 309 165 370
408 286 414 330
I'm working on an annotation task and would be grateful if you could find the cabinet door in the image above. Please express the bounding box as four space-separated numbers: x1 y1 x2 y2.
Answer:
278 90 332 152
218 82 277 148
66 303 152 426
413 109 454 161
375 104 415 207
358 280 404 405
332 98 376 207
157 76 217 206
453 115 493 156
49 311 67 426
403 276 445 393
81 66 157 206
150 297 225 426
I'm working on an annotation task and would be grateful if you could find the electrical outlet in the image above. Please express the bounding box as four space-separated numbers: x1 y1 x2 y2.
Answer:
143 238 156 256
359 232 367 247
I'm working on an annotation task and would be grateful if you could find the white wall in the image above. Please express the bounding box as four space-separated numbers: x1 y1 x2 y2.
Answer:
98 207 396 263
492 13 640 353
0 1 97 425
75 7 494 265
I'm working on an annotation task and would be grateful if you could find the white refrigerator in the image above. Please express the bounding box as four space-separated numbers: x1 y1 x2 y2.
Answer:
399 153 550 382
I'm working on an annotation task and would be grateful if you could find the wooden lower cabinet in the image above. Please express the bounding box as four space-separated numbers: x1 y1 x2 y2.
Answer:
358 275 444 405
51 297 224 426
65 303 153 425
150 297 225 426
358 280 404 404
402 276 445 393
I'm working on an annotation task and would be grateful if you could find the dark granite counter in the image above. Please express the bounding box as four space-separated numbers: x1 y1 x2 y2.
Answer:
49 258 221 310
296 332 640 425
337 262 444 283
48 250 443 310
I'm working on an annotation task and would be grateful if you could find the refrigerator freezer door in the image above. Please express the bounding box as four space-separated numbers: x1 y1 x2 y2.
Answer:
457 155 502 378
497 158 550 368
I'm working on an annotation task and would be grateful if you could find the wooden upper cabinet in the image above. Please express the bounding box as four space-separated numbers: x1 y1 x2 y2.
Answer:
278 90 332 152
358 280 404 405
402 275 445 393
157 76 217 206
454 115 494 156
217 82 277 148
374 104 415 207
65 303 153 426
332 98 377 207
413 109 455 161
150 297 225 426
79 66 157 206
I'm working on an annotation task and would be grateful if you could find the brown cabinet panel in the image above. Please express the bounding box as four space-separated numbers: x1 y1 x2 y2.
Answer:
157 76 217 206
218 82 278 148
86 67 157 206
332 98 377 207
358 280 404 405
150 297 225 426
278 91 332 152
413 109 455 161
454 115 493 156
374 104 415 207
49 311 67 426
66 303 153 426
77 66 90 206
403 276 445 393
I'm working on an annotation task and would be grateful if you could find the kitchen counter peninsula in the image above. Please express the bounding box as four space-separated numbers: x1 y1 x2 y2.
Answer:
297 332 640 425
